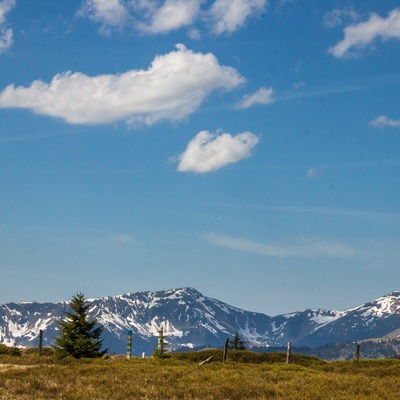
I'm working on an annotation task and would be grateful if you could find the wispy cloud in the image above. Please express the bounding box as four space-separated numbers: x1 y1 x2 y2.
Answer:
323 8 359 29
293 82 305 90
0 44 244 125
207 233 358 259
306 168 320 179
0 224 137 247
329 8 400 58
0 0 15 53
369 115 400 128
207 0 267 35
175 130 260 173
78 0 267 36
77 0 130 34
135 0 202 34
237 87 274 109
110 234 136 244
254 205 400 223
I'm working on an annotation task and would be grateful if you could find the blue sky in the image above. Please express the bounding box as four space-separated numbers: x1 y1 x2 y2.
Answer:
0 0 400 315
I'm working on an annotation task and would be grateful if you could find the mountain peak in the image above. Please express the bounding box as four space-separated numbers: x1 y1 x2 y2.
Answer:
1 288 400 355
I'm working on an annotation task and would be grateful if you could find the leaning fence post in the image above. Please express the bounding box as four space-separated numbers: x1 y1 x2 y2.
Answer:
38 329 43 356
222 337 229 363
286 342 292 364
126 329 133 360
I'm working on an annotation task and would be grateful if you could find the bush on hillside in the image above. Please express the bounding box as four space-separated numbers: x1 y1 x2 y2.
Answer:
0 343 21 356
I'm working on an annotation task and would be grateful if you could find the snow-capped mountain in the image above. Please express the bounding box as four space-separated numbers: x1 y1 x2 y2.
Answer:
1 288 400 355
296 290 400 347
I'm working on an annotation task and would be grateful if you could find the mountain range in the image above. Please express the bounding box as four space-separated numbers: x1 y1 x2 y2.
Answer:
1 287 400 356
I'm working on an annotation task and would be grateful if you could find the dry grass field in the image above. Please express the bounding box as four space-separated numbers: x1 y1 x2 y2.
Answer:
1 351 400 399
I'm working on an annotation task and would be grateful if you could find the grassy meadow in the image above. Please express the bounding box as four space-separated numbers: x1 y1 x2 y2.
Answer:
1 350 400 399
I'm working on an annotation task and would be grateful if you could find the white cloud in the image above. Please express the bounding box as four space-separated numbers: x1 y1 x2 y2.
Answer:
136 0 202 34
370 115 400 128
0 0 15 54
237 86 274 109
207 233 358 259
323 9 359 29
78 0 129 32
176 130 260 173
329 8 400 58
207 0 267 35
0 44 244 125
78 0 268 36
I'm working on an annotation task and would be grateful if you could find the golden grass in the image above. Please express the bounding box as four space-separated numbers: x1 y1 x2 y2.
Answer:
1 355 400 399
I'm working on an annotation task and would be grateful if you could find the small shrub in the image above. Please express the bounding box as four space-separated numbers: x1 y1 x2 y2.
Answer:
0 343 21 356
21 347 55 357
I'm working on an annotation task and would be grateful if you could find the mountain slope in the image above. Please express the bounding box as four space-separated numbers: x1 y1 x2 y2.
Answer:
297 290 400 347
1 288 400 355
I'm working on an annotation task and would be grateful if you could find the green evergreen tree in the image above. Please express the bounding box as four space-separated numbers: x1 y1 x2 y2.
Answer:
54 293 106 359
229 332 246 350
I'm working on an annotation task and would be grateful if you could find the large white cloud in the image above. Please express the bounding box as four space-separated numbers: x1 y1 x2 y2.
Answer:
136 0 202 34
207 0 267 35
0 44 244 125
176 130 260 173
0 0 15 54
329 8 400 58
370 115 400 128
237 87 274 109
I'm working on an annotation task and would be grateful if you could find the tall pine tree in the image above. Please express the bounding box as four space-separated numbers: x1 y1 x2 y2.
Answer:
54 293 106 358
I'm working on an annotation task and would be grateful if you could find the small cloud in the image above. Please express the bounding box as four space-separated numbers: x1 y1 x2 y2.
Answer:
0 44 244 125
175 129 260 173
370 115 400 128
237 87 274 109
136 0 202 34
307 168 319 179
329 8 400 58
0 0 16 54
207 0 267 35
187 28 201 40
293 82 305 90
77 0 130 34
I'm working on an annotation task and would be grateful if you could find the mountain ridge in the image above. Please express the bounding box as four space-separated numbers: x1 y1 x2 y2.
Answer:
1 287 400 355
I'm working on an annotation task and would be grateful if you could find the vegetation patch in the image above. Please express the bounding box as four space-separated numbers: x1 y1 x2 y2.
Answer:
1 352 400 399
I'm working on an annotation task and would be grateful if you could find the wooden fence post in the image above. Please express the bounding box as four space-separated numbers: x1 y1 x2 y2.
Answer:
38 329 43 356
126 329 132 360
222 337 229 363
286 342 292 364
355 342 360 361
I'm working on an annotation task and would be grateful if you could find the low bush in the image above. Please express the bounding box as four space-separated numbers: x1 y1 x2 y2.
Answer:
0 343 21 356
